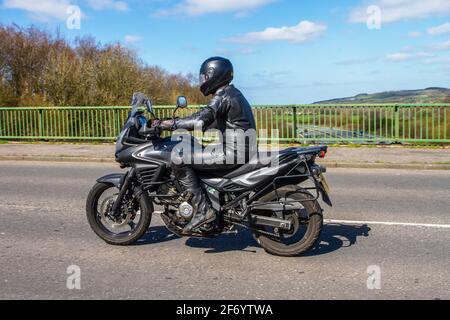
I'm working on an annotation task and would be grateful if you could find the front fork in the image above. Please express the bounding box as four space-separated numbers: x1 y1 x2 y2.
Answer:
111 168 135 217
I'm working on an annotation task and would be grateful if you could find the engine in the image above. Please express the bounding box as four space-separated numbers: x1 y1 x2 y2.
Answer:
178 201 194 220
156 184 194 222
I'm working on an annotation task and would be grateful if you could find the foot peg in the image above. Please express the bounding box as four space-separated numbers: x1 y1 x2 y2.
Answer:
182 209 216 234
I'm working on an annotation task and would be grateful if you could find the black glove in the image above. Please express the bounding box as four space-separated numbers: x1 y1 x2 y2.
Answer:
160 120 175 131
150 119 161 128
140 120 161 137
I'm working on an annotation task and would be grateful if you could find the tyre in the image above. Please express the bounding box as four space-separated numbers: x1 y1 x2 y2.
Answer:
252 186 323 257
86 182 153 245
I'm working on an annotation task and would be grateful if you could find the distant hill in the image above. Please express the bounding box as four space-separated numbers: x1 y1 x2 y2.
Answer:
314 87 450 104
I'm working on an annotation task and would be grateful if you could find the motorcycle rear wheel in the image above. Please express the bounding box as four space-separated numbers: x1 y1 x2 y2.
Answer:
252 186 323 257
86 182 153 245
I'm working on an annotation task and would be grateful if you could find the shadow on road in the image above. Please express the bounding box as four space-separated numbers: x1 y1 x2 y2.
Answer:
186 227 258 254
134 223 371 256
134 226 180 245
304 223 371 257
186 223 371 256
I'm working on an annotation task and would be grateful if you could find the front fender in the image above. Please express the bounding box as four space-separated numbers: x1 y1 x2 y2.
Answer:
96 173 125 188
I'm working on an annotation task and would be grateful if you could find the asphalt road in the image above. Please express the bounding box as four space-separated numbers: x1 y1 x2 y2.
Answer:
0 161 449 300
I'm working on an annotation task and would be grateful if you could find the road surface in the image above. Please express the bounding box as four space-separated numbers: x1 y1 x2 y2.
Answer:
0 161 449 300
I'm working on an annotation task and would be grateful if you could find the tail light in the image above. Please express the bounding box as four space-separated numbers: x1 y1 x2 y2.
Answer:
318 150 327 158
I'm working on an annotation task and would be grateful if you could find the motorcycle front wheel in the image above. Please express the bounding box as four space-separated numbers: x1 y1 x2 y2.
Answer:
252 186 323 257
86 182 153 245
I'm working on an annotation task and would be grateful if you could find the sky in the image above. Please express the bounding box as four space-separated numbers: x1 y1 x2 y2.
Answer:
0 0 449 104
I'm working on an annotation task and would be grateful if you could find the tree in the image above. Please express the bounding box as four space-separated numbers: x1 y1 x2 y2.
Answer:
444 95 450 103
0 24 208 107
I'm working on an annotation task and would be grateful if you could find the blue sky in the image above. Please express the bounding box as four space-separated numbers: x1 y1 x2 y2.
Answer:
1 0 449 104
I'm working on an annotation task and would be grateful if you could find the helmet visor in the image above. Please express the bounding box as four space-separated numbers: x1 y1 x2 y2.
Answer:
199 72 208 85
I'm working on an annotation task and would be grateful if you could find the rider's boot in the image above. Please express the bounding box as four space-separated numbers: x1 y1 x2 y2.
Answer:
174 165 216 234
183 192 216 234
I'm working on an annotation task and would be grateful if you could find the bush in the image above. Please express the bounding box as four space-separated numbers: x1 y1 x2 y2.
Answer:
0 24 208 107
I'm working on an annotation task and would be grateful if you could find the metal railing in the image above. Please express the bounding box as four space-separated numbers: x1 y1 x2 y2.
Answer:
0 104 449 143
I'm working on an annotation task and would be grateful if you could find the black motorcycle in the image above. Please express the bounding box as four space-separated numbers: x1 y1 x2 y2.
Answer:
86 93 332 256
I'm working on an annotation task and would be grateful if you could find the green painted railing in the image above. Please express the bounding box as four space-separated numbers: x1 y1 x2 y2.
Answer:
0 104 449 143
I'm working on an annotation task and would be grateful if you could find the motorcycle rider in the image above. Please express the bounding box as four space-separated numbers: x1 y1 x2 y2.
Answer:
158 57 256 234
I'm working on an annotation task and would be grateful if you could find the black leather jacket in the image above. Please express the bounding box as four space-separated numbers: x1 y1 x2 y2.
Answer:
176 85 255 132
175 85 256 157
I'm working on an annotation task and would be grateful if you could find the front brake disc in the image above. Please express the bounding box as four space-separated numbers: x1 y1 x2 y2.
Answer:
99 195 136 229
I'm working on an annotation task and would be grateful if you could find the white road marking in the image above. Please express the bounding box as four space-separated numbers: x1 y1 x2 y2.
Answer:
2 202 449 229
325 219 450 229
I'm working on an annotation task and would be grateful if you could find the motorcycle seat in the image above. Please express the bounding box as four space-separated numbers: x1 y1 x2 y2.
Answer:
213 146 325 179
197 151 292 179
197 146 325 179
221 160 269 179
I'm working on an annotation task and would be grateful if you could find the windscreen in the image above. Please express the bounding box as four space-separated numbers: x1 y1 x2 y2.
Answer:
115 92 150 156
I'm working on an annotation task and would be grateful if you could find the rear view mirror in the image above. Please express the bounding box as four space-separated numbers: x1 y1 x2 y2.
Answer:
176 96 188 109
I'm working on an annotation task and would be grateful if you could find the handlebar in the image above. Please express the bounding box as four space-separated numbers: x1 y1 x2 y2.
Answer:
124 136 149 145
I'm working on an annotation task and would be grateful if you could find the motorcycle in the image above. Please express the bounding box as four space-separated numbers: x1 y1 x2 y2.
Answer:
86 93 332 256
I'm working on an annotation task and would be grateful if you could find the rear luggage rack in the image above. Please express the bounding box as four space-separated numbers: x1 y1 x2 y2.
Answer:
248 156 323 211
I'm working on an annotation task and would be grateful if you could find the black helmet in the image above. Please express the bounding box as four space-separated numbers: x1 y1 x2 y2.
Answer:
199 57 233 96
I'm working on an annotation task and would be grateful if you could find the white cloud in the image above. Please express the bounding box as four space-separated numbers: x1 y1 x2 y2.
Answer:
349 0 450 24
335 57 379 65
124 35 142 43
429 40 450 51
416 51 435 57
3 0 74 20
215 48 234 56
2 0 128 22
85 0 129 11
156 0 274 17
428 22 450 35
239 47 256 55
423 57 450 65
386 53 415 62
408 31 422 38
386 51 434 62
224 20 327 44
213 47 256 56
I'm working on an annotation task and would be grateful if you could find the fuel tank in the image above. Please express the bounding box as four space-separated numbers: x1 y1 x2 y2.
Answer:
115 137 178 166
115 137 181 190
116 134 206 168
